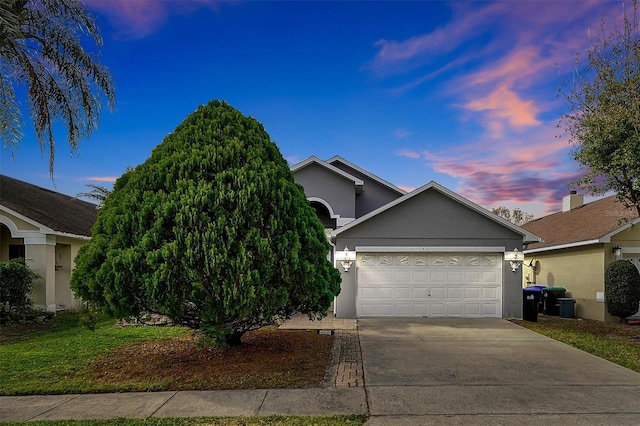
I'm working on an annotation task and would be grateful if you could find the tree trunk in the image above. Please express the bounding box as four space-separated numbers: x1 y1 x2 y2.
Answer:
225 331 244 346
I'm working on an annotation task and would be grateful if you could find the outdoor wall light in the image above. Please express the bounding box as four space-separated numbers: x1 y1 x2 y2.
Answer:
504 248 525 272
336 247 356 272
613 245 622 257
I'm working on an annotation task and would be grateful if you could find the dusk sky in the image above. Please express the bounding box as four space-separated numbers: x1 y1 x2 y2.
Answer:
0 1 628 218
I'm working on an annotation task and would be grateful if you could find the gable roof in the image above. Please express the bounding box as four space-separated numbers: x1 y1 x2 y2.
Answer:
522 195 639 252
332 180 540 243
327 155 406 195
291 156 364 192
0 175 97 237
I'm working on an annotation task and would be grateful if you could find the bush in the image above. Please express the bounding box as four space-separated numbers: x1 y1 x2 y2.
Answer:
71 100 341 345
605 260 640 322
0 259 37 311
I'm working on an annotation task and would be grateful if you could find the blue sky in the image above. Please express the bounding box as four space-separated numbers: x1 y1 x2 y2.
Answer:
0 0 627 217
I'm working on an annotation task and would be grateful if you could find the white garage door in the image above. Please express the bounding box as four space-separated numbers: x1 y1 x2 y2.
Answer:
356 252 502 318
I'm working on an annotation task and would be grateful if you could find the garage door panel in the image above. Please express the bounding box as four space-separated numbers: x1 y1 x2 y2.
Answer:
356 252 502 318
430 271 446 282
396 287 412 299
447 271 464 282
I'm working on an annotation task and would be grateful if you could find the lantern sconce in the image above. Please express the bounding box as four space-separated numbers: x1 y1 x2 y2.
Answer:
613 245 622 257
504 248 525 272
336 247 356 272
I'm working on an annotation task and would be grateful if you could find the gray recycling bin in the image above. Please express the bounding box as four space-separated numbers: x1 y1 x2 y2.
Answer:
558 298 576 318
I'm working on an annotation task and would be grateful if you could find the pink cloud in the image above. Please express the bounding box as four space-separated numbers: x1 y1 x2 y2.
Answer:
395 148 421 159
463 84 542 135
84 0 234 39
395 121 580 216
397 185 416 193
85 176 118 182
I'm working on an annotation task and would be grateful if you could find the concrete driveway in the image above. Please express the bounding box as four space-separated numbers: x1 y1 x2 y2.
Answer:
359 318 640 425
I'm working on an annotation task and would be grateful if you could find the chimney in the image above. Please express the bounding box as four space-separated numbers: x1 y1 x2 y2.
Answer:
562 191 583 212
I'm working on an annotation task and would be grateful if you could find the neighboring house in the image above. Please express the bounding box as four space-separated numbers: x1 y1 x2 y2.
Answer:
521 192 640 321
0 175 97 312
292 156 540 319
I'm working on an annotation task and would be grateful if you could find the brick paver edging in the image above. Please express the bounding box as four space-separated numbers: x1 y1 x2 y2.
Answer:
322 329 364 388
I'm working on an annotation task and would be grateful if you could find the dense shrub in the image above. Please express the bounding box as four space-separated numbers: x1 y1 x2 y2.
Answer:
0 259 37 314
605 260 640 322
71 100 341 345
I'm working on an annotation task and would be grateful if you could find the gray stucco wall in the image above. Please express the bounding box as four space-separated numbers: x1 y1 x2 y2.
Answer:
293 164 356 219
333 188 524 319
330 161 403 217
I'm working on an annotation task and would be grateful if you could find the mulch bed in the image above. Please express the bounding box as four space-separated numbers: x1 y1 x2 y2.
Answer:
86 329 333 390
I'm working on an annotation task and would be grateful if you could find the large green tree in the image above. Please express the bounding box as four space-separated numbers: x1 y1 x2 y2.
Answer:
0 0 115 176
559 1 640 216
71 100 341 345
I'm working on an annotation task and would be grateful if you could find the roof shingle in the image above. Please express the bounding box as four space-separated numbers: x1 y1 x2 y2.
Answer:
522 195 638 250
0 175 97 237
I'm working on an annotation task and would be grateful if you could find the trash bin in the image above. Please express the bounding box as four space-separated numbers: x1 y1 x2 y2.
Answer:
542 287 566 316
558 298 576 318
523 287 544 322
526 285 547 312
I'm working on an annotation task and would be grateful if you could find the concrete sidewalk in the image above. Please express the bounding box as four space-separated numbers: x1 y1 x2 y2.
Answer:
0 388 367 422
1 315 365 423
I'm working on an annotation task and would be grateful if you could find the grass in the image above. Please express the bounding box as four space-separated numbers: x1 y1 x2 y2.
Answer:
0 313 190 395
0 415 368 426
513 317 640 373
0 313 333 396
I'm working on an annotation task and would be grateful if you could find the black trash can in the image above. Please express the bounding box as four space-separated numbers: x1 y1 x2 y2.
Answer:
558 298 576 318
542 287 566 316
527 285 547 312
523 287 543 322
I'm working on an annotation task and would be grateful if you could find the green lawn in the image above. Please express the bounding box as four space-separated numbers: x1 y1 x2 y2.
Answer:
0 313 190 395
0 415 367 426
513 318 640 373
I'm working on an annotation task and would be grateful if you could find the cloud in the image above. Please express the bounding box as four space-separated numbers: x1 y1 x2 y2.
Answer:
85 176 118 183
84 0 234 39
395 148 421 159
397 185 416 193
395 123 579 217
393 128 411 139
462 84 542 136
285 154 302 165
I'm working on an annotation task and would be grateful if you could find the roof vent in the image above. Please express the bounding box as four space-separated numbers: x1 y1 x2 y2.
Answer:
562 191 583 212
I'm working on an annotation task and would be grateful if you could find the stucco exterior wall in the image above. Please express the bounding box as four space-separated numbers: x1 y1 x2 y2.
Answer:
524 245 609 321
333 189 524 319
329 162 403 217
293 164 356 219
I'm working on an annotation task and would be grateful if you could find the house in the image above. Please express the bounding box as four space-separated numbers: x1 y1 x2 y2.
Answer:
292 156 540 319
0 175 97 312
521 192 640 321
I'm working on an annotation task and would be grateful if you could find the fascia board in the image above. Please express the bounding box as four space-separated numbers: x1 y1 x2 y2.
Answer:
291 156 364 187
332 181 541 243
326 155 406 195
0 204 54 234
523 239 601 254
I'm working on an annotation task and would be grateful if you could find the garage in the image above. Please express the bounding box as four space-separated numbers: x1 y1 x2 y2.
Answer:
356 252 502 317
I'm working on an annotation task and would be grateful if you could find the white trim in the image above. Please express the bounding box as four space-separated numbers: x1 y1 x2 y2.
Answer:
0 205 54 234
355 246 506 253
307 197 355 228
326 156 406 195
1 207 91 242
337 217 355 226
291 156 364 190
523 239 600 254
622 247 640 254
599 217 640 242
332 181 541 243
